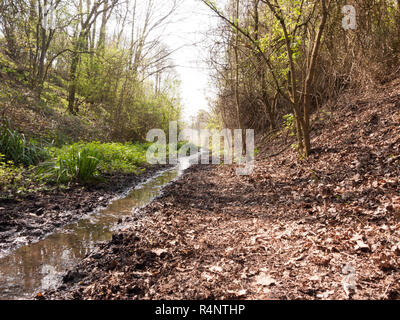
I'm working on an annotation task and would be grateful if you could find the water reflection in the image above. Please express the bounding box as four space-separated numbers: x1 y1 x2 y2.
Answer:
0 155 197 300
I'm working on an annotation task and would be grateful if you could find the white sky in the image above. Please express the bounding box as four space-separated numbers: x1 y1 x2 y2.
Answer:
163 0 219 123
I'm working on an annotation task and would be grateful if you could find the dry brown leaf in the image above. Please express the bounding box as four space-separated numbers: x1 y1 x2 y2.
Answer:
209 265 223 273
317 290 335 299
254 273 276 287
355 240 370 252
151 248 168 256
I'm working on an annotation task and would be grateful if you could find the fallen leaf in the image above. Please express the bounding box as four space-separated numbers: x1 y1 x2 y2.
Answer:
355 240 370 252
151 248 168 256
202 272 213 282
227 289 247 297
310 275 320 281
317 290 334 299
375 253 396 272
255 273 276 287
209 265 223 273
392 244 400 256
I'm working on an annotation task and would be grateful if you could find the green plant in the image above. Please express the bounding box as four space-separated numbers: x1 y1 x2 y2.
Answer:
0 153 44 199
283 114 295 137
38 147 103 183
0 120 49 166
0 154 15 192
38 141 153 183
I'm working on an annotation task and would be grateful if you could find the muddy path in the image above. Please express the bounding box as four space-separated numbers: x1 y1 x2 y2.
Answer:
46 154 400 300
0 165 170 258
0 154 201 300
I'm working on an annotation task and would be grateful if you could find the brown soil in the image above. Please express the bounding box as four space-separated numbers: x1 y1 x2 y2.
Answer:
0 165 170 256
45 81 400 300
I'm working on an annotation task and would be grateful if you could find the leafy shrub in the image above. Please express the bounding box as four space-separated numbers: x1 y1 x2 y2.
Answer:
38 147 103 183
37 141 198 184
283 114 296 137
38 142 150 183
0 120 49 166
0 154 42 199
0 155 19 195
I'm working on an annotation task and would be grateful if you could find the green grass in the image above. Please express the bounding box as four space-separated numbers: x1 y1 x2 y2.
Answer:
0 153 47 199
37 147 103 183
0 120 49 166
38 141 198 184
38 142 151 183
1 135 199 198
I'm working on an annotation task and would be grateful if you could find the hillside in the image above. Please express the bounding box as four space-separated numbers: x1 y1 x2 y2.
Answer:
46 81 400 300
1 51 110 144
0 52 177 256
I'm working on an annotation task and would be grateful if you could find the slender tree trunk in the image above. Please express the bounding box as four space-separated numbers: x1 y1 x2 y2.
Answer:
68 52 80 114
67 0 108 113
253 0 275 132
302 0 328 156
68 32 86 114
234 0 246 153
97 0 108 51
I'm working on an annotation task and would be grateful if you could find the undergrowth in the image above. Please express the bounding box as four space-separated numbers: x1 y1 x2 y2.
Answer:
0 120 49 166
0 121 198 198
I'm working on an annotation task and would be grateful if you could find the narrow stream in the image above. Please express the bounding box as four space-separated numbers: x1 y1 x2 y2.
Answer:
0 154 199 300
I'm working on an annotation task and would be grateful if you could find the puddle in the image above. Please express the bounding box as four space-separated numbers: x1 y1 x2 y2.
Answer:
0 154 199 300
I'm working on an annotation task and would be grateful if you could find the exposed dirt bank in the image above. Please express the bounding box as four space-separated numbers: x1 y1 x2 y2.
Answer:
0 165 170 257
46 81 400 300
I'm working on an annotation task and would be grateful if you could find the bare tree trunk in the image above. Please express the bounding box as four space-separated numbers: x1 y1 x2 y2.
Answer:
68 0 115 113
97 0 108 51
253 0 275 132
234 0 246 153
68 33 86 114
302 0 328 156
262 0 328 157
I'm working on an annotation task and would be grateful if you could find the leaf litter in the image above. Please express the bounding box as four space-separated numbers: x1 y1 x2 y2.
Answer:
46 81 400 300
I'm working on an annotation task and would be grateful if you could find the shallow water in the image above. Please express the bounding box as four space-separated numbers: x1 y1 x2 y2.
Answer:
0 155 197 300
